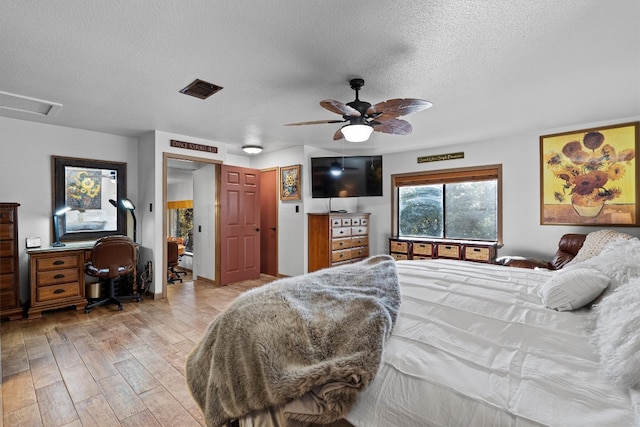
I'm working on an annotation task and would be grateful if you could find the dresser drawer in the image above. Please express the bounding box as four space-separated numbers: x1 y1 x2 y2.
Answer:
0 273 16 290
332 227 352 238
332 238 352 250
0 241 15 258
37 268 79 287
351 226 367 236
36 283 81 302
0 209 15 223
390 240 409 254
413 255 433 260
391 253 408 261
331 218 342 227
436 244 460 259
332 249 352 263
351 247 368 259
0 257 14 273
351 236 368 247
36 255 79 271
0 290 17 309
464 246 492 262
413 242 433 256
0 223 14 240
341 218 352 226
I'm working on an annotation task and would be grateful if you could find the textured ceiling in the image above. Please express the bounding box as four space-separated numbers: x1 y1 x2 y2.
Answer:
1 1 638 155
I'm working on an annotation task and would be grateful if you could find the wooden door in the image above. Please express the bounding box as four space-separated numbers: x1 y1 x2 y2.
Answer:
260 168 278 276
220 165 261 285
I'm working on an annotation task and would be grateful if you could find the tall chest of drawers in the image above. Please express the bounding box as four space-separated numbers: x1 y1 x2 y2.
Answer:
0 203 23 320
308 213 370 272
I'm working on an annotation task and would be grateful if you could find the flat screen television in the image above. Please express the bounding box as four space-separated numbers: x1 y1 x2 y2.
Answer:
311 155 383 198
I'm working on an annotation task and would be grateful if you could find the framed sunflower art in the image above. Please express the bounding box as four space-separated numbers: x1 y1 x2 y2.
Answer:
280 164 301 201
540 121 639 225
53 156 127 242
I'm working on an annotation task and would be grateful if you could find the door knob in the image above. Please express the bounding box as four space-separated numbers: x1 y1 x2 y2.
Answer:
255 228 260 232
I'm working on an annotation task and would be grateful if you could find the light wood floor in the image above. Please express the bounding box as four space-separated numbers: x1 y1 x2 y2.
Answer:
0 275 278 426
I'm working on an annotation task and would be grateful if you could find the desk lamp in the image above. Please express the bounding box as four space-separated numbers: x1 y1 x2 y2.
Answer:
53 206 71 247
110 198 137 242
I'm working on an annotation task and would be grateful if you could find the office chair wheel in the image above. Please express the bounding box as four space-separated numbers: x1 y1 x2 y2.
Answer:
85 307 91 314
118 304 124 311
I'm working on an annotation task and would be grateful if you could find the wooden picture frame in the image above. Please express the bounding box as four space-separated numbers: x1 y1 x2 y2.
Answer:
280 164 301 201
540 121 638 225
53 156 127 242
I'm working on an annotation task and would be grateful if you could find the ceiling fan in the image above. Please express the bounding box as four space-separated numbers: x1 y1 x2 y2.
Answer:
285 78 432 142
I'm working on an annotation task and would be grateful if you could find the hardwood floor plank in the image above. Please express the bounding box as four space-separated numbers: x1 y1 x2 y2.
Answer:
2 370 37 413
127 345 173 374
50 343 83 371
97 374 147 421
1 344 29 378
30 353 63 389
35 381 78 427
80 349 119 381
74 394 121 426
138 387 201 427
120 409 162 427
3 402 43 427
59 363 102 403
114 357 160 395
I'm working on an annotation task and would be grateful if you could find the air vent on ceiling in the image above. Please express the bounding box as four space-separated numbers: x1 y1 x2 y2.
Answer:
0 91 63 117
179 79 223 99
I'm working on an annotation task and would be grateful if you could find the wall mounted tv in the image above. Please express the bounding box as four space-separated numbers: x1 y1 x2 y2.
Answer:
311 155 383 198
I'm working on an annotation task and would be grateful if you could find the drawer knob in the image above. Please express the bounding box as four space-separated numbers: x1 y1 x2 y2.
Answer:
53 288 65 294
53 260 65 265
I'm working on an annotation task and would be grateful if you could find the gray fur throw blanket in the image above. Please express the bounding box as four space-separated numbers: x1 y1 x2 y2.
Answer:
186 255 400 427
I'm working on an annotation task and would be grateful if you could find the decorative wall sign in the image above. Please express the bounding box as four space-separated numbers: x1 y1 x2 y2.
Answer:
540 122 638 225
280 164 301 201
170 139 218 154
418 152 464 163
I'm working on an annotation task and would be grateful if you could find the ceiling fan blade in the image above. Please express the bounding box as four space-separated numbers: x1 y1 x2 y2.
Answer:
333 128 344 141
321 99 361 117
372 118 413 136
284 119 346 126
367 98 432 118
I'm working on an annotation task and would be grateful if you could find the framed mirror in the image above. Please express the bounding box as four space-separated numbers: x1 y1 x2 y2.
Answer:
53 156 127 242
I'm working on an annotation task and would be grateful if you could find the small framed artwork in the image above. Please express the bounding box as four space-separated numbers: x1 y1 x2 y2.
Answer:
540 121 638 225
280 164 301 201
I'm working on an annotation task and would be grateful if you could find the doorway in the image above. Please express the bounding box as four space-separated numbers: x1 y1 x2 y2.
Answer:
260 168 278 276
163 153 220 297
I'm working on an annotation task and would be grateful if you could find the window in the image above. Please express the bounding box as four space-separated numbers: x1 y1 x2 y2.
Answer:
392 165 502 243
168 200 194 253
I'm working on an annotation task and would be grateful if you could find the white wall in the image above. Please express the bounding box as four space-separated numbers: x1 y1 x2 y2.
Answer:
358 116 640 261
0 116 138 303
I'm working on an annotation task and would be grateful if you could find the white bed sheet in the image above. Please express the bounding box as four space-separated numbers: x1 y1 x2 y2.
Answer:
346 260 637 427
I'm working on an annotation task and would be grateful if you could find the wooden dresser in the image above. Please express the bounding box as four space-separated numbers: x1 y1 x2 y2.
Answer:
308 212 370 272
28 246 89 319
1 203 23 320
389 237 498 264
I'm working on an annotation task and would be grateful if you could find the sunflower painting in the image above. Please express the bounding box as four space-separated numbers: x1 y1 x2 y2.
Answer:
540 122 639 225
280 165 301 201
66 168 102 210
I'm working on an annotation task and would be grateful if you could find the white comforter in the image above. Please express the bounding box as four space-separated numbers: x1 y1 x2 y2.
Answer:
346 260 637 427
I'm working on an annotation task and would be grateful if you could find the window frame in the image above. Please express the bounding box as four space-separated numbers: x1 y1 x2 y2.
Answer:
391 164 503 244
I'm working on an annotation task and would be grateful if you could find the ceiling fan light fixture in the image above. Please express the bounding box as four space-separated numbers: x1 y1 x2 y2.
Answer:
341 124 373 142
242 145 263 154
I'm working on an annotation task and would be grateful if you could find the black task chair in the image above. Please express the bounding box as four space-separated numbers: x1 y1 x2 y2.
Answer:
167 240 185 283
85 235 136 313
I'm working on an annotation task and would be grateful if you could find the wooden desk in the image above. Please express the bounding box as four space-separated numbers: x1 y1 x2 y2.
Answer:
27 242 138 319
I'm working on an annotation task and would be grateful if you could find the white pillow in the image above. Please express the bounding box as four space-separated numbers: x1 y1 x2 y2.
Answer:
593 278 640 388
565 237 640 298
539 267 609 311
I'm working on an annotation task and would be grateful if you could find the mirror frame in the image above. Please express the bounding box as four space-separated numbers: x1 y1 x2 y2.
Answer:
52 156 127 242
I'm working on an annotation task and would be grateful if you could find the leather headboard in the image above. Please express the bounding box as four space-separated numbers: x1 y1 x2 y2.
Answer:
548 233 586 270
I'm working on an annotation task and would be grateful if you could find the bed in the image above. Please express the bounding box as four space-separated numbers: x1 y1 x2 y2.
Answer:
346 231 640 427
